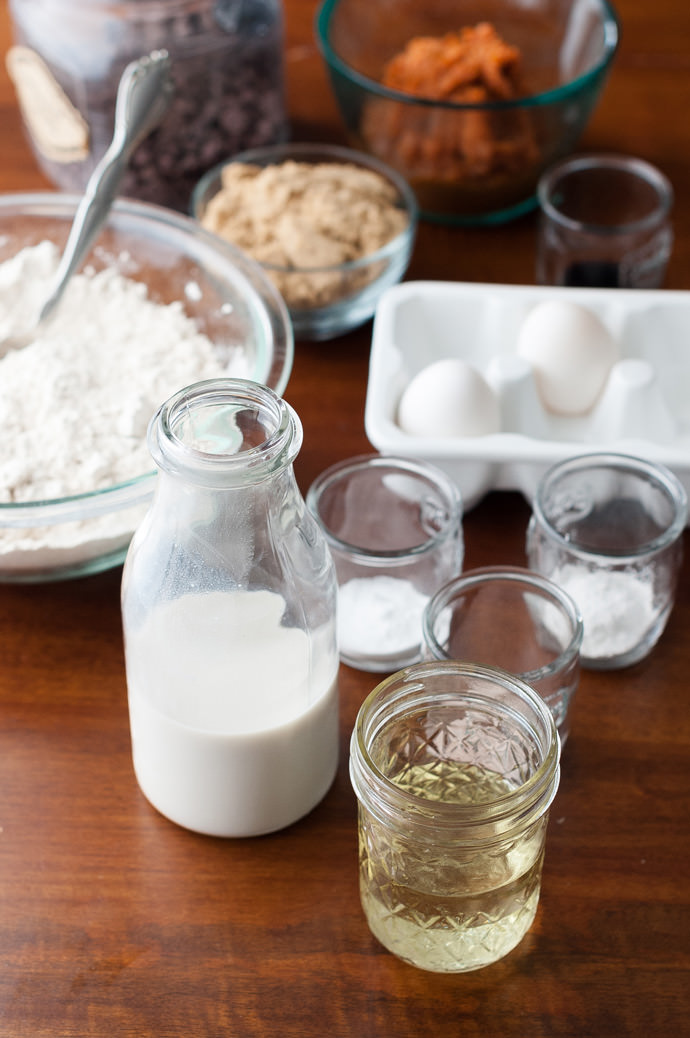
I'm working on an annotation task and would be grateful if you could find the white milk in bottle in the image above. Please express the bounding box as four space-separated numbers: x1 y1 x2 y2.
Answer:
122 379 340 837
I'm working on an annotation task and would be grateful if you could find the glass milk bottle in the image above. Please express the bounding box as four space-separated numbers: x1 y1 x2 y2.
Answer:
121 378 339 837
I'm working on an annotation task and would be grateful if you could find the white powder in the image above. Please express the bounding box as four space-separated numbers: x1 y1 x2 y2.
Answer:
337 575 430 666
0 241 251 565
552 566 657 660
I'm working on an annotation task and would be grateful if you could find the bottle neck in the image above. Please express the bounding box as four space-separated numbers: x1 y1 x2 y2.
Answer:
149 378 302 490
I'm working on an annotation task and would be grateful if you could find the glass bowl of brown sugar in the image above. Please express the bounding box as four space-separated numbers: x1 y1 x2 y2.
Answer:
192 142 418 341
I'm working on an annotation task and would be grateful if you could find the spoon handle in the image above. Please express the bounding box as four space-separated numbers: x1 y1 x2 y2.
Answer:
39 50 174 325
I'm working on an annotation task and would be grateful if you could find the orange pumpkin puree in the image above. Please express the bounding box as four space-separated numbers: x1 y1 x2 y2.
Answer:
362 23 540 200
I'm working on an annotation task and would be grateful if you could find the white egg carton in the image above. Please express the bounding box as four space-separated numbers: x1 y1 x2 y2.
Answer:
365 280 690 513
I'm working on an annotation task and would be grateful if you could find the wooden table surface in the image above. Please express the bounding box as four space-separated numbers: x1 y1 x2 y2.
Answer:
1 1 689 1035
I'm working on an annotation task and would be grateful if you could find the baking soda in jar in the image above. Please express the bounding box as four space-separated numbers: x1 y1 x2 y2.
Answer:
307 454 463 673
527 452 687 669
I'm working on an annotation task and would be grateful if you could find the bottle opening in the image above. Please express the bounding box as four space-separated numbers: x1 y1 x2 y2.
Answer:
149 377 302 485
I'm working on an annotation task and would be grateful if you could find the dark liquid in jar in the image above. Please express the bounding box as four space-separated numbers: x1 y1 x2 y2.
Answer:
564 260 621 287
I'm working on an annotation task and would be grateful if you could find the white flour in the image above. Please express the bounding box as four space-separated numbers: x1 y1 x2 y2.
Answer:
0 241 251 566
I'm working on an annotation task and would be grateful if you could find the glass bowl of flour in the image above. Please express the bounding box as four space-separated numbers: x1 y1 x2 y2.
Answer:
0 192 293 582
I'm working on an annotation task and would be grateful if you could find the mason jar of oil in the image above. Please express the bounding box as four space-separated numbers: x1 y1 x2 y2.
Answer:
349 661 560 973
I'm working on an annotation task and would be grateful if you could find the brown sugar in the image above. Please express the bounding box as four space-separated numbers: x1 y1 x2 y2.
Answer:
201 160 408 307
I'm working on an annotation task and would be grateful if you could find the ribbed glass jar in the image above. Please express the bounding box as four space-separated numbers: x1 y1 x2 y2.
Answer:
8 0 287 210
121 378 339 837
350 660 560 972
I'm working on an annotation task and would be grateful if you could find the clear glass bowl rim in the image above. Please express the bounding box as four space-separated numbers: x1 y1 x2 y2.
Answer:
191 141 419 277
422 564 584 684
315 0 620 112
0 191 294 524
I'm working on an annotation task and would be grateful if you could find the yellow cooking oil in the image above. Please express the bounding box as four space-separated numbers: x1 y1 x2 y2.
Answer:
358 760 545 972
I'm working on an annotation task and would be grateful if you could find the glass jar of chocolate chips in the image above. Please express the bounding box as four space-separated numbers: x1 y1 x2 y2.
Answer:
7 0 288 211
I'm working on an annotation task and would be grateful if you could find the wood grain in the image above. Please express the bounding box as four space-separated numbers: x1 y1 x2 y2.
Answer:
0 1 688 1034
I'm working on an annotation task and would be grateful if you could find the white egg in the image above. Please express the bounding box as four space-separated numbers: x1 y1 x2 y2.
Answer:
516 299 619 416
397 358 501 438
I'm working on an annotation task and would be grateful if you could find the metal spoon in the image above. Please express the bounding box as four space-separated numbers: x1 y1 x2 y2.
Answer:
1 49 174 355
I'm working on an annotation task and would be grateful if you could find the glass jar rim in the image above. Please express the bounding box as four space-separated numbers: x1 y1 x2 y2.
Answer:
350 660 560 846
316 0 620 114
537 152 674 237
149 377 302 487
531 451 688 562
306 453 463 561
422 566 583 683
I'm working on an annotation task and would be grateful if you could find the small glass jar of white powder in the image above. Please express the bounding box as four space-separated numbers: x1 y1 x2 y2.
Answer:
307 454 464 672
527 452 687 670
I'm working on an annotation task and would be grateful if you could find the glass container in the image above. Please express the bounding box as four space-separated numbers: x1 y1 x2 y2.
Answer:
7 0 287 211
527 451 687 669
192 142 418 341
316 0 620 225
423 566 583 744
121 378 339 837
350 661 560 973
0 192 292 583
536 153 674 287
307 454 463 672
